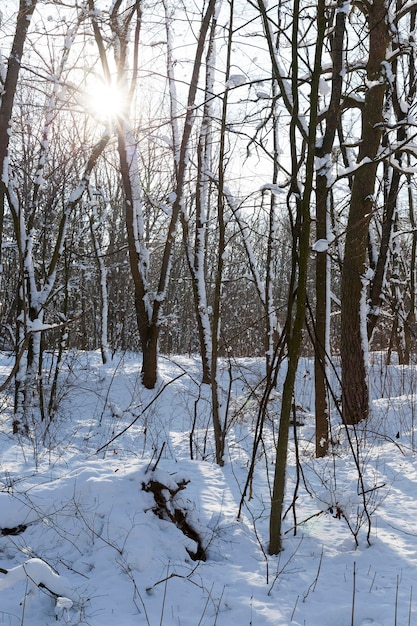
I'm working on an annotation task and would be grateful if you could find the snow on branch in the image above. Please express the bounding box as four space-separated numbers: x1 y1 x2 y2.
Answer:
395 0 417 21
0 558 78 611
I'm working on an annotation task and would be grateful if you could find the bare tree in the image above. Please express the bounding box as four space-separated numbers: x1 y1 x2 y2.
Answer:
256 0 326 554
340 0 390 424
180 5 217 386
90 0 218 389
313 0 347 457
1 5 111 424
0 1 38 284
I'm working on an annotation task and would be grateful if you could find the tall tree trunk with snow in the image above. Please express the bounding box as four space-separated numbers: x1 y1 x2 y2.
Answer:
264 80 282 378
0 1 38 421
91 0 217 389
188 17 217 386
168 1 216 385
388 215 408 364
9 135 109 421
89 195 110 365
405 8 417 359
209 0 234 466
266 0 325 554
367 2 416 363
366 1 410 346
340 0 390 425
405 165 416 360
4 12 108 424
0 0 37 286
314 1 346 457
116 124 153 384
143 0 217 389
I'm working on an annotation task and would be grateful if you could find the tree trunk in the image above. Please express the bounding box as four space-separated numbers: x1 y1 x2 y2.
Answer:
89 209 110 365
367 11 408 344
180 10 217 386
141 326 159 390
268 0 325 555
210 0 233 466
100 0 217 390
340 0 389 425
314 2 346 457
0 1 38 276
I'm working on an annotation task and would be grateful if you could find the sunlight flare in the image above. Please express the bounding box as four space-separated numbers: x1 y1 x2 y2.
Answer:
87 80 127 120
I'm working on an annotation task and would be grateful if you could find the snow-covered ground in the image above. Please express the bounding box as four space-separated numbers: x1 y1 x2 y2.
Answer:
0 350 416 625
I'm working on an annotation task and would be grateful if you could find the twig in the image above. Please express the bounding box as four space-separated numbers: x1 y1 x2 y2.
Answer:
291 595 299 622
159 562 170 626
284 509 325 534
197 583 215 626
303 547 323 601
213 585 225 626
96 372 185 453
0 337 30 393
268 537 304 596
394 575 399 626
146 567 202 594
408 585 413 626
0 319 79 393
351 562 356 626
151 441 166 473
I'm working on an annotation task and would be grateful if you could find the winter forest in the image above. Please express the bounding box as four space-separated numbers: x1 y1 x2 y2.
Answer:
1 0 417 624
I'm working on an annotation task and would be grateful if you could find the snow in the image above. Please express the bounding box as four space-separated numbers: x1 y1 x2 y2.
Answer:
64 28 76 51
312 238 329 252
259 183 285 195
2 155 8 185
256 90 270 99
0 558 76 601
1 351 417 625
336 0 351 15
28 319 58 333
226 74 247 89
319 77 330 96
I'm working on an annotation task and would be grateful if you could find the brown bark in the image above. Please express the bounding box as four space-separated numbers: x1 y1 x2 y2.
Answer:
90 0 217 389
340 0 390 424
367 0 409 343
0 1 37 262
181 13 218 386
139 0 217 390
314 3 346 457
268 0 325 554
117 131 150 354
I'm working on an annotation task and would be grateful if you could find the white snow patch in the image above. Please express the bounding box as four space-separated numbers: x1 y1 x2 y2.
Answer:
313 238 329 252
226 74 247 88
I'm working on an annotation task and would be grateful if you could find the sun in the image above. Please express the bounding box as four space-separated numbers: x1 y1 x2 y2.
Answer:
87 80 127 121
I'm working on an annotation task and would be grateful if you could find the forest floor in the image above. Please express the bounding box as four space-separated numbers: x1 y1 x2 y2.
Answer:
0 350 416 625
